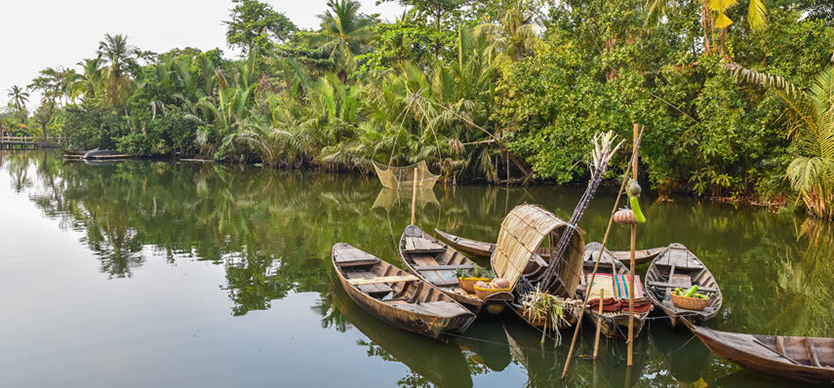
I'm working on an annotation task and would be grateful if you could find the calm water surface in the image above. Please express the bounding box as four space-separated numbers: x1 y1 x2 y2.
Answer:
1 151 831 387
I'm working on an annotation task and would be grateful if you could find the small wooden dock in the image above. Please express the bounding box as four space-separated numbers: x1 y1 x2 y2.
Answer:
0 136 60 150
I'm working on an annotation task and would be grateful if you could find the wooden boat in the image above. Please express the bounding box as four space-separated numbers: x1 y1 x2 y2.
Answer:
434 229 495 259
684 320 834 385
399 225 512 315
332 243 475 339
610 247 665 266
435 228 663 265
331 284 474 387
581 242 653 339
645 243 722 326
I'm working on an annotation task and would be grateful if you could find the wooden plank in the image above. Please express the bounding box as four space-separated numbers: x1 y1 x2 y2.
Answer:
335 258 379 267
411 255 438 267
647 281 717 293
413 264 473 271
347 275 419 285
805 338 822 367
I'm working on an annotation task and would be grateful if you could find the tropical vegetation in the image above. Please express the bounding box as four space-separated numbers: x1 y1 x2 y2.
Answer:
2 0 833 219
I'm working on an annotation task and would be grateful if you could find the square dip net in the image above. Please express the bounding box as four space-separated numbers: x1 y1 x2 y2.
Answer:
373 161 440 190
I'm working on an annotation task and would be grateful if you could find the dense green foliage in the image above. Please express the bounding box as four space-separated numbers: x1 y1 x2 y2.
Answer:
3 0 833 216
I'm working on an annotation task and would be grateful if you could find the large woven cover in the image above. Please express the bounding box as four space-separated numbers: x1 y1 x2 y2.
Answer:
491 204 585 297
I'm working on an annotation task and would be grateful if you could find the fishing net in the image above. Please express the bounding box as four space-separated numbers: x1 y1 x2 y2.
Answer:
372 161 440 190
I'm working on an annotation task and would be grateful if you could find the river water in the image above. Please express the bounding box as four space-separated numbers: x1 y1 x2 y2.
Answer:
0 151 831 387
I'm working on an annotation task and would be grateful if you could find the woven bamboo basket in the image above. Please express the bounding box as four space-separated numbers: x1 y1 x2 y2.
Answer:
458 277 492 294
671 293 710 311
474 284 512 300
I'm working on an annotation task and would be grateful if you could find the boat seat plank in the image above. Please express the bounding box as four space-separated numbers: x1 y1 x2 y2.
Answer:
647 281 718 293
345 271 395 294
347 275 419 286
334 258 380 267
412 264 474 271
404 237 446 253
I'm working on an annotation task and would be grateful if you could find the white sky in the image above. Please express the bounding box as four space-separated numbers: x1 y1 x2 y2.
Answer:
0 0 403 108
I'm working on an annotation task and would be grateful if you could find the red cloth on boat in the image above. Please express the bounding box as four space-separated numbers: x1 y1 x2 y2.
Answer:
618 298 652 313
586 297 621 312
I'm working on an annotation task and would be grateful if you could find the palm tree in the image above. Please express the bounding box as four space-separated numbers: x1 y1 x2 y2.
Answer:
645 0 767 56
97 33 138 107
311 0 376 82
476 0 540 63
7 85 29 125
72 58 105 101
727 63 834 220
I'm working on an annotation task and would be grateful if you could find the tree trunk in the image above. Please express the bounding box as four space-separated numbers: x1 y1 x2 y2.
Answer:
41 123 48 143
700 0 713 55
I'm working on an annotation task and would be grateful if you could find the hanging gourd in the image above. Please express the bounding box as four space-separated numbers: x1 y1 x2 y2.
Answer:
614 179 646 225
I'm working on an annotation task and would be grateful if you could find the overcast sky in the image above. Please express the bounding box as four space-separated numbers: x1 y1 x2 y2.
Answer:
0 0 403 108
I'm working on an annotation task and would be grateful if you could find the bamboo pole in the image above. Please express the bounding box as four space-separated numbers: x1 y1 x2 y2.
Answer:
560 127 645 380
410 168 418 225
627 123 639 367
593 289 604 360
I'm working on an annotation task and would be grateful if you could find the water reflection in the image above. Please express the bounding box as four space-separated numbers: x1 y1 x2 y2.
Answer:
330 285 473 387
2 150 833 387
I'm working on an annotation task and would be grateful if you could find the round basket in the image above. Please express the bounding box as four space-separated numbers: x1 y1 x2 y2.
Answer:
473 284 512 300
458 277 492 294
671 293 710 311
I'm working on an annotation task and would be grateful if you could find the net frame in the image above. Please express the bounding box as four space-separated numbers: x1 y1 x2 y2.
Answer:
373 161 440 190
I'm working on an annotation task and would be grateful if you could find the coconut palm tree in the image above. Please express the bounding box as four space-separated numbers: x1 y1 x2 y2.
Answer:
727 63 834 220
72 58 105 101
476 0 540 63
7 85 29 125
310 0 376 82
97 33 138 107
645 0 766 55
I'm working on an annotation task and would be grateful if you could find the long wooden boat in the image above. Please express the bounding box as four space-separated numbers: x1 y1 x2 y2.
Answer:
645 243 722 326
400 225 512 315
435 228 663 265
684 320 834 385
581 242 653 339
332 243 475 339
434 229 496 259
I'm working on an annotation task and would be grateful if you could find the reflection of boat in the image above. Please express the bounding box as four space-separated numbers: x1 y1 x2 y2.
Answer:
713 370 812 388
331 284 474 388
646 243 722 326
684 319 834 385
399 225 511 314
455 321 512 371
581 242 652 339
332 243 475 339
650 324 711 383
435 228 663 265
371 187 438 213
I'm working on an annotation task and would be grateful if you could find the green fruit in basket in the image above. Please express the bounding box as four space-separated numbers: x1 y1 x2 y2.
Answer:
683 285 699 297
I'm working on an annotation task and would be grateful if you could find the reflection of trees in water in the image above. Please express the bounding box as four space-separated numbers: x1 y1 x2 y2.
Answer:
775 219 834 336
9 151 834 384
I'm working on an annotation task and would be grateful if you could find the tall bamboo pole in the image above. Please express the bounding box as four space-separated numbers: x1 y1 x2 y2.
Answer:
627 123 639 366
593 289 604 360
410 168 418 225
560 128 644 380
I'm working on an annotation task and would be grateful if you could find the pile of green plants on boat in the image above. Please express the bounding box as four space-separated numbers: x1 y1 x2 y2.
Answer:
522 288 582 346
3 0 833 219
